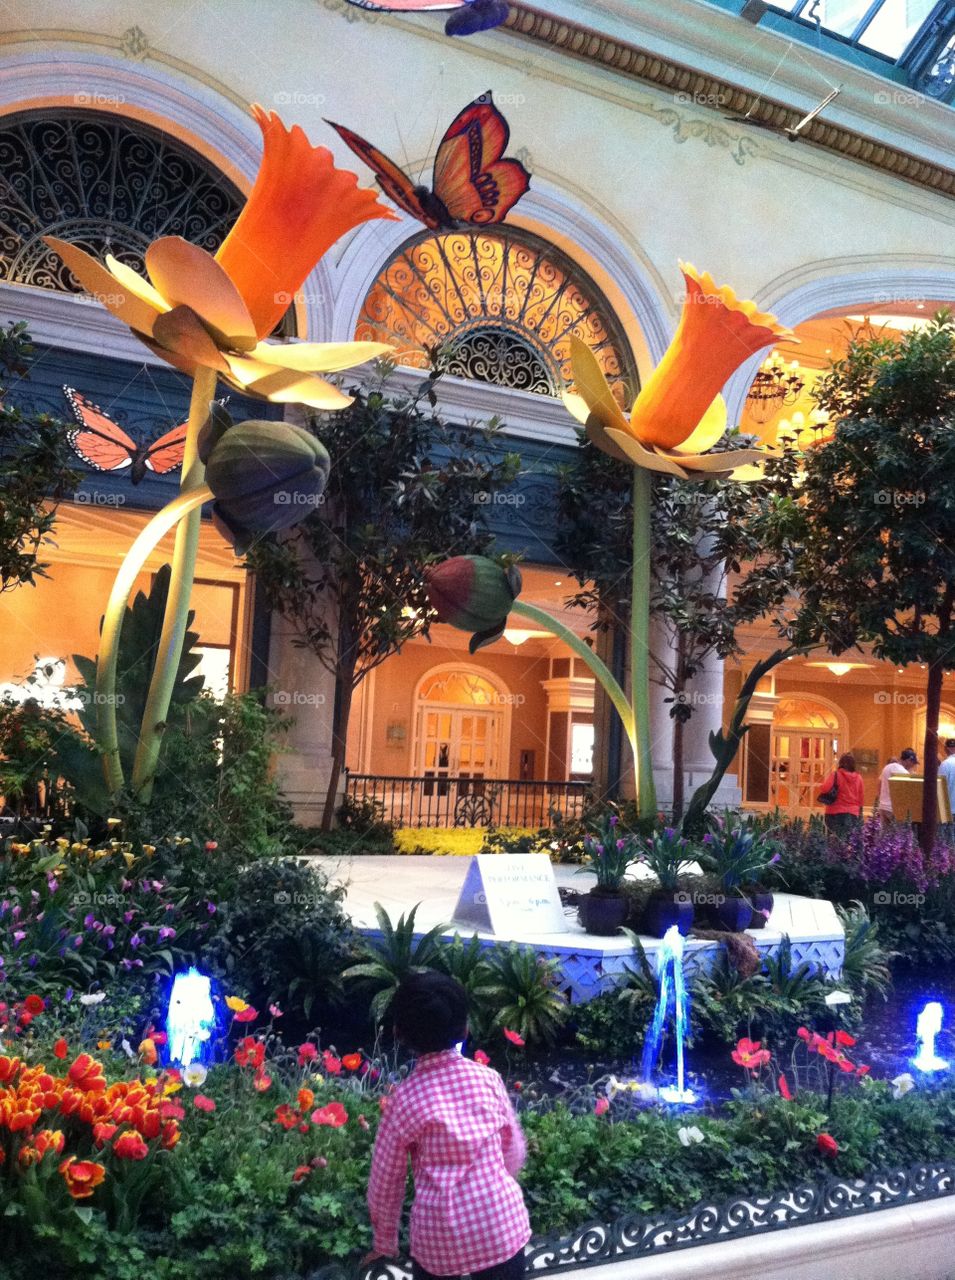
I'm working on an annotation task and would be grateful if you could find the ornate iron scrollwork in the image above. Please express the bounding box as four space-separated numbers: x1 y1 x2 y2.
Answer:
0 109 244 291
356 227 635 402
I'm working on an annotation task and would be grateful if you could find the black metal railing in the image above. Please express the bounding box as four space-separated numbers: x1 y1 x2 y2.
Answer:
344 773 589 829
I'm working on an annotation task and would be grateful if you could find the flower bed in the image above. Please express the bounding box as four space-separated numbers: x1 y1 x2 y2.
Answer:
4 984 955 1280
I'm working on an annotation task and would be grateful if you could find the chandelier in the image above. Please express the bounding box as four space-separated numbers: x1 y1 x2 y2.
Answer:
745 351 805 423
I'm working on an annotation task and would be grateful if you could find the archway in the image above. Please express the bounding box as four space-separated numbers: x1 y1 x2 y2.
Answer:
412 664 511 795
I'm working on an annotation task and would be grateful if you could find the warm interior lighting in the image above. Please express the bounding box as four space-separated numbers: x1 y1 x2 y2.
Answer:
503 628 549 646
845 313 930 332
805 661 871 677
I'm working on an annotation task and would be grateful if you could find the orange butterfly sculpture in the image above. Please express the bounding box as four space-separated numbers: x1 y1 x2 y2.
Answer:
326 91 530 231
63 387 187 485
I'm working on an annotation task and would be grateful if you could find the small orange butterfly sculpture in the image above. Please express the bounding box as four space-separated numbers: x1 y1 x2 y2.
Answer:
326 91 530 231
63 387 186 485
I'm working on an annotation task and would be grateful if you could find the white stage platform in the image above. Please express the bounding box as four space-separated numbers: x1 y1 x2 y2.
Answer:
311 855 845 1003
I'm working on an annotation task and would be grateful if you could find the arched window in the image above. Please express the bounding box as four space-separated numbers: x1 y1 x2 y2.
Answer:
356 226 635 401
0 109 244 291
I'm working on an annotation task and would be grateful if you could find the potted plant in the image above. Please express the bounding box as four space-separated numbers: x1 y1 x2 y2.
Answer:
638 827 697 937
577 813 636 935
697 811 780 931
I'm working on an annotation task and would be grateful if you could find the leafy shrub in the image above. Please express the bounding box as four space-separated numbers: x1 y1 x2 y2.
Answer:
573 988 649 1059
336 792 394 841
481 943 569 1047
343 903 447 1023
209 858 354 1025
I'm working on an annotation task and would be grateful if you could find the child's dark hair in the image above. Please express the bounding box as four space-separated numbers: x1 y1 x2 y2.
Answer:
391 971 468 1054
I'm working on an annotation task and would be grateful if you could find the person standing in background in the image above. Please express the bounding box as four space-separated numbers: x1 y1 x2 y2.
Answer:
878 748 918 824
938 739 955 841
819 753 865 837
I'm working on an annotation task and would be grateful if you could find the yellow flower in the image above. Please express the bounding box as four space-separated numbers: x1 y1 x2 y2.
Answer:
142 844 156 855
44 105 396 409
56 838 69 850
106 817 122 828
225 996 250 1013
70 843 87 854
311 1074 325 1087
123 852 136 868
97 1040 111 1051
10 842 30 855
564 262 795 480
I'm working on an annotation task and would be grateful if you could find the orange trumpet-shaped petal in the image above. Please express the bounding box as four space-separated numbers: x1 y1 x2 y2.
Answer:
631 263 795 450
216 105 398 339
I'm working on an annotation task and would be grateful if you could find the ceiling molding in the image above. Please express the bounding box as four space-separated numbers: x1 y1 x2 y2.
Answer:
502 2 955 201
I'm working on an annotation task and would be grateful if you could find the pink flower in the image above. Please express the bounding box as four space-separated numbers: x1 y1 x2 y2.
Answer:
297 1043 318 1066
473 1049 490 1066
312 1102 348 1128
503 1029 525 1047
194 1095 216 1113
594 1097 610 1116
778 1073 793 1101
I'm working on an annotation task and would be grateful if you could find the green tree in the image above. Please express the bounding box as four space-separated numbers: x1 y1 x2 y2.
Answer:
768 315 955 850
557 432 799 819
0 321 79 592
250 370 519 828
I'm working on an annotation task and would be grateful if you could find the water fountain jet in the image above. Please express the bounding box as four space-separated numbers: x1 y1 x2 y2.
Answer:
640 924 697 1105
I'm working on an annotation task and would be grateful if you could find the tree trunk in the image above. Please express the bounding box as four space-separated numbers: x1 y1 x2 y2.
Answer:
672 712 685 822
920 658 944 853
321 630 358 831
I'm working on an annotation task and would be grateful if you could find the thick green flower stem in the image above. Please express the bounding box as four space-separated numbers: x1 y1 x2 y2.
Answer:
509 599 637 769
94 484 214 796
130 364 218 800
631 467 657 817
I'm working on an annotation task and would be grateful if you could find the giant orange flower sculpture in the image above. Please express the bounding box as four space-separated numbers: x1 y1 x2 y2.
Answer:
564 262 796 480
45 105 398 409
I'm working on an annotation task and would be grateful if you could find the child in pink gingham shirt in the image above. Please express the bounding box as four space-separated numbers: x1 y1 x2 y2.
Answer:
364 971 530 1280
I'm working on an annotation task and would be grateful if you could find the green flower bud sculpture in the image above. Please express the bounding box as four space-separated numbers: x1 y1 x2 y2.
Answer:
425 556 522 652
200 403 331 554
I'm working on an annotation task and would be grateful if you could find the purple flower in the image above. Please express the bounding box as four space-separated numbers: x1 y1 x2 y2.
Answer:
158 926 176 942
83 913 95 928
73 935 83 949
47 878 58 893
64 988 73 1002
101 925 116 938
609 815 619 827
123 911 135 924
616 839 626 851
206 902 217 915
27 954 37 968
130 934 142 949
12 930 25 946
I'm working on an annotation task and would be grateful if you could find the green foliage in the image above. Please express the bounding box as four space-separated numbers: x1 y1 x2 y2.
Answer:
433 933 497 1041
343 902 448 1024
695 810 781 892
481 943 569 1047
0 681 87 821
572 988 649 1059
248 372 520 825
209 857 354 1024
838 902 893 1001
336 792 394 841
56 565 205 820
0 321 80 594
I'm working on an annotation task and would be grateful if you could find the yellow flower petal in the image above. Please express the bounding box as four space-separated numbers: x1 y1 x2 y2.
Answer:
43 237 161 336
561 390 590 427
225 360 353 410
105 255 171 316
145 237 258 352
245 340 393 373
604 428 690 477
670 395 727 456
568 336 628 433
678 446 767 474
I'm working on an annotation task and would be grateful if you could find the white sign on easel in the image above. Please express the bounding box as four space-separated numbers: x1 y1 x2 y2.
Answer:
452 854 567 936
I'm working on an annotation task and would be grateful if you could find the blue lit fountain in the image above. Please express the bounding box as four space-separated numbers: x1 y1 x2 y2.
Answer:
911 1000 949 1074
167 968 217 1067
641 924 697 1104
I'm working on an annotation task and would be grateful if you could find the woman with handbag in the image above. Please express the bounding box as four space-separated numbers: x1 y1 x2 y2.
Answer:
818 753 865 837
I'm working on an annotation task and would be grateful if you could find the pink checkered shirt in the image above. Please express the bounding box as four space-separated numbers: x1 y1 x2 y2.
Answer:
368 1049 531 1274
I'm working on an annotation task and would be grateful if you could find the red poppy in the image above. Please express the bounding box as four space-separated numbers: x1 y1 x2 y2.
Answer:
253 1070 273 1093
292 1164 311 1184
311 1101 348 1128
833 1030 857 1048
474 1049 490 1066
23 995 44 1016
594 1097 610 1116
731 1037 771 1071
233 1006 259 1024
235 1037 265 1071
297 1043 318 1066
53 1038 68 1060
778 1073 793 1101
817 1133 839 1158
503 1029 525 1047
322 1050 342 1075
856 1064 871 1077
194 1095 216 1113
342 1053 362 1071
160 1100 185 1120
204 841 218 852
275 1104 298 1130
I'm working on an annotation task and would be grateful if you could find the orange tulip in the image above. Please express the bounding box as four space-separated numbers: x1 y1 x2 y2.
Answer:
565 263 795 480
43 105 396 410
113 1129 149 1161
67 1054 106 1093
59 1156 107 1199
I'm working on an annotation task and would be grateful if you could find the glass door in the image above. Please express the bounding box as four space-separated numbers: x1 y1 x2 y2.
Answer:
771 729 837 818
